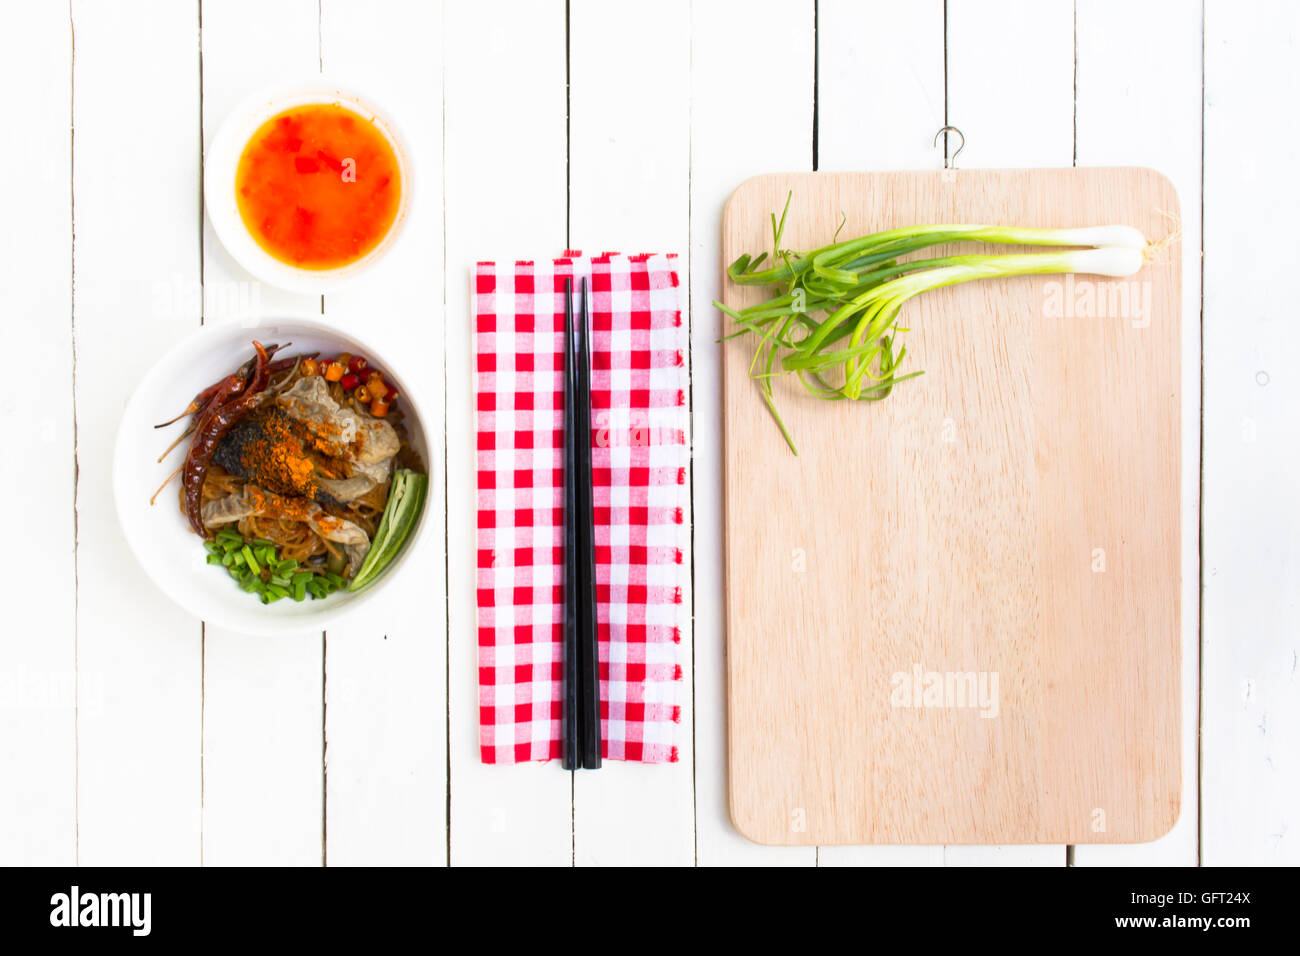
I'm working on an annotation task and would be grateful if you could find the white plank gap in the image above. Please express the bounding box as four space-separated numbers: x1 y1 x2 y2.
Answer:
0 0 77 866
690 0 816 866
198 0 326 867
1072 0 1202 866
317 0 448 866
568 0 695 866
1202 0 1300 866
444 0 574 865
71 0 204 865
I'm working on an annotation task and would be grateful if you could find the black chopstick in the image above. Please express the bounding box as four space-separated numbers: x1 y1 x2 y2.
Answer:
576 278 601 769
561 278 581 771
562 277 602 770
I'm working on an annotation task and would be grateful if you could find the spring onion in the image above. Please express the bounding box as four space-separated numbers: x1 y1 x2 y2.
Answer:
714 192 1155 453
206 529 346 604
348 469 428 592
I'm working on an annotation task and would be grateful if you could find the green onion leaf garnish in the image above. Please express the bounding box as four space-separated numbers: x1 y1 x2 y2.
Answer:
348 469 428 592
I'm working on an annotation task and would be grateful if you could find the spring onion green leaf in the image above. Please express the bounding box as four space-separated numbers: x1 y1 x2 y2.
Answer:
208 530 346 604
715 192 1152 453
348 469 428 592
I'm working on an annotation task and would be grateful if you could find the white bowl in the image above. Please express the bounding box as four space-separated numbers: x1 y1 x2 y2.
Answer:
113 317 431 635
204 80 413 294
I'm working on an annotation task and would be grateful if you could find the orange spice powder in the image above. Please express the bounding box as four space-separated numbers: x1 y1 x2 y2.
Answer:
239 410 319 500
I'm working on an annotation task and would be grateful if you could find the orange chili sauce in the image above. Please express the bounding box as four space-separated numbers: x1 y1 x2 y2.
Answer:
235 104 402 270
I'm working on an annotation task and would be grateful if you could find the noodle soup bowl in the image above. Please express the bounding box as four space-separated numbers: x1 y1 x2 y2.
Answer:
114 316 433 636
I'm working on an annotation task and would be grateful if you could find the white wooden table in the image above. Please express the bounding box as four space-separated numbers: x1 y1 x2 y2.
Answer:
1 0 1292 867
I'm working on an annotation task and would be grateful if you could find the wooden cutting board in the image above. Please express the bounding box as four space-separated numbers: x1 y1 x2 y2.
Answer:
722 169 1180 846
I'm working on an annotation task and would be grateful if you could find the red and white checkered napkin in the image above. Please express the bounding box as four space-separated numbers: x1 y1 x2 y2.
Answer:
472 253 687 765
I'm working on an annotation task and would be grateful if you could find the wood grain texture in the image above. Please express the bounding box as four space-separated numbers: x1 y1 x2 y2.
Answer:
922 0 1076 868
690 0 817 866
198 0 325 867
1202 0 1300 865
318 0 448 866
814 0 952 868
1 0 1243 866
445 0 573 866
568 0 695 866
722 168 1180 845
72 0 204 865
0 0 77 866
1073 0 1202 867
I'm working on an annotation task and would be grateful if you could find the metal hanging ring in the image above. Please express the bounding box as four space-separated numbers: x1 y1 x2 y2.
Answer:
932 125 965 168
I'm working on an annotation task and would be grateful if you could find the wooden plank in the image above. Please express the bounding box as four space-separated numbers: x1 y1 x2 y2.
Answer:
816 0 945 867
568 0 694 865
198 0 325 867
944 846 1064 866
1072 0 1201 867
1202 0 1300 866
822 846 943 867
315 0 447 868
444 0 573 865
690 0 816 866
934 0 1073 865
818 0 945 173
723 169 1181 847
946 0 1074 168
70 0 204 865
0 1 76 866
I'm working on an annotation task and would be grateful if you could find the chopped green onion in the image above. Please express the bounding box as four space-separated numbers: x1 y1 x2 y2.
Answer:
206 530 349 606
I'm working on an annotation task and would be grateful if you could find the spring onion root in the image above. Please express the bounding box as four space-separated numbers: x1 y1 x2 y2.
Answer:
714 193 1151 453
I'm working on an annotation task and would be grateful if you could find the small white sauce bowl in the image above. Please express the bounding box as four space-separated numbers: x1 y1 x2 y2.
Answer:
204 80 413 294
